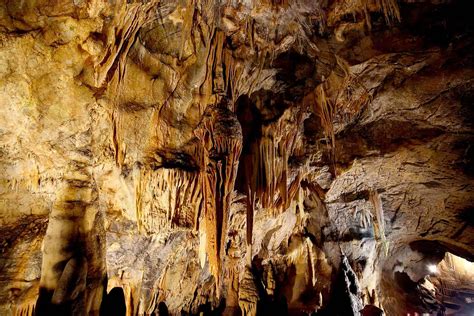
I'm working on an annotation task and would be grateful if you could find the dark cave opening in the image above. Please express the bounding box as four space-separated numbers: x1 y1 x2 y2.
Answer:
100 287 126 316
235 94 263 194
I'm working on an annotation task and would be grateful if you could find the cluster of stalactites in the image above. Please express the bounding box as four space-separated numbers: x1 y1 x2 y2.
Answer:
246 107 307 215
194 100 243 291
134 167 203 233
13 302 36 316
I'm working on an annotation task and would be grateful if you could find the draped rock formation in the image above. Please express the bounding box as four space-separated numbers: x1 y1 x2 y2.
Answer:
195 101 243 289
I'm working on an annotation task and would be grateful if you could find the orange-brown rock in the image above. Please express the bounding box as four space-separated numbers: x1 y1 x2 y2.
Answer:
0 1 473 315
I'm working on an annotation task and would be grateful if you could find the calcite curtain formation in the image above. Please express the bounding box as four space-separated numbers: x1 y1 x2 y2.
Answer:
0 0 473 315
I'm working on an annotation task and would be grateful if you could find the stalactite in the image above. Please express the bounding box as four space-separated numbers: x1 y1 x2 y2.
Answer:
194 101 242 292
369 189 389 256
305 238 318 287
6 160 42 194
223 49 244 107
124 285 135 316
213 31 226 96
133 164 143 232
246 187 255 248
311 84 336 173
198 26 217 107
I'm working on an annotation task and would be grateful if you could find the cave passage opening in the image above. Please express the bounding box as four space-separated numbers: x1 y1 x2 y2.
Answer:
427 252 474 315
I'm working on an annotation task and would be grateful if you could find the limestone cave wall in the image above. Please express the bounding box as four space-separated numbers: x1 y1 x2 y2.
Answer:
0 0 473 315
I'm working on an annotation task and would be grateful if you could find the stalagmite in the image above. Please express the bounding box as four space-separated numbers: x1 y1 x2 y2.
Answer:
194 100 242 291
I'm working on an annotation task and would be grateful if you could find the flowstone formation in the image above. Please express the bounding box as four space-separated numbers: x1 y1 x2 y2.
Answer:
0 0 473 315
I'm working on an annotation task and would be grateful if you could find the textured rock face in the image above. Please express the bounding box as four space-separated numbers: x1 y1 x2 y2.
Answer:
0 0 473 315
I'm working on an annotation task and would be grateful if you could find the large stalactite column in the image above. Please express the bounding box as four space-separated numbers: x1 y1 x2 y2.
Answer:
36 162 106 316
195 100 242 293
